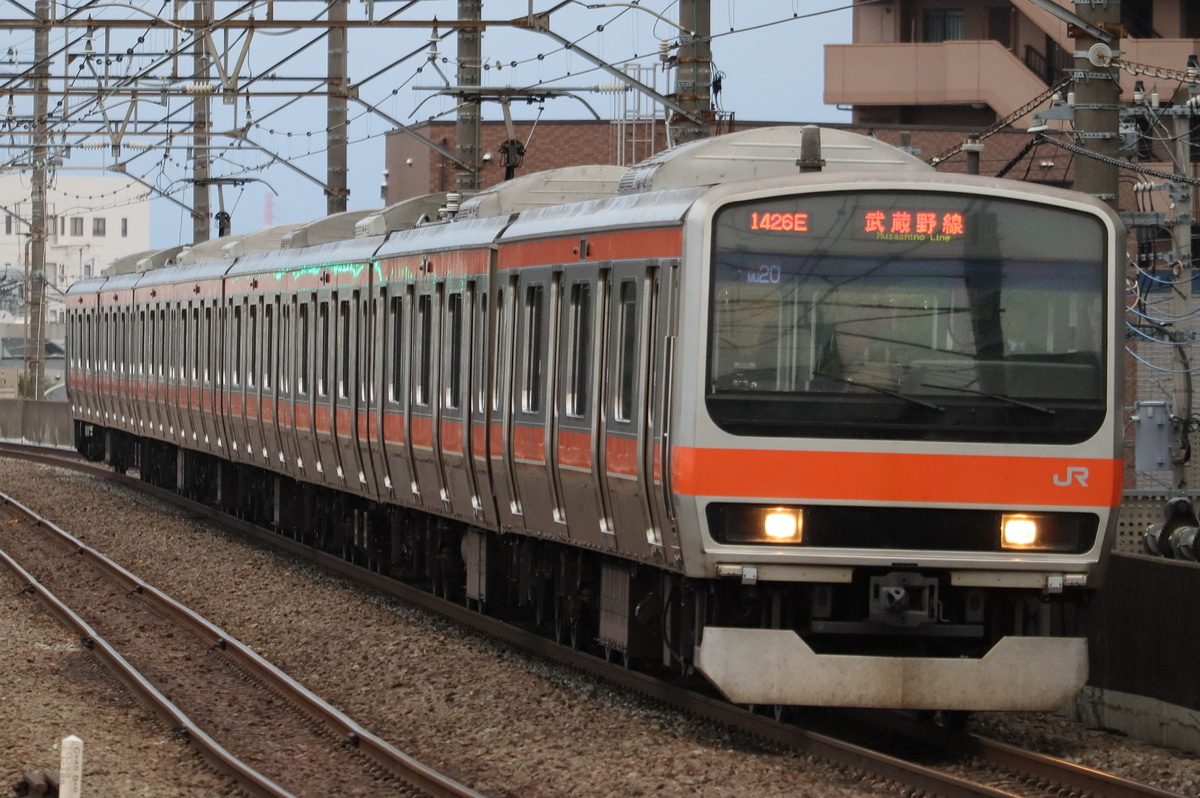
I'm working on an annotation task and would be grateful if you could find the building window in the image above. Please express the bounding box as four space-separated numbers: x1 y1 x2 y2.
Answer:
92 217 106 237
924 9 965 43
4 214 10 235
121 218 128 237
70 217 83 236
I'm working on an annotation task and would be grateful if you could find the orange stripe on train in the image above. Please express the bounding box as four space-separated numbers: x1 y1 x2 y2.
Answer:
671 448 1123 508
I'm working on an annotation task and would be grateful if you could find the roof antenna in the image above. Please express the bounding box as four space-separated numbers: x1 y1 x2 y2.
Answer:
797 125 825 173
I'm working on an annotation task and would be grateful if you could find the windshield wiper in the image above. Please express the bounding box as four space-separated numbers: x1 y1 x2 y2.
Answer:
920 382 1056 415
815 372 945 412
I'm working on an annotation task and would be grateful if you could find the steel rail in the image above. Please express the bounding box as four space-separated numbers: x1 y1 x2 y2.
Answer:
0 484 486 798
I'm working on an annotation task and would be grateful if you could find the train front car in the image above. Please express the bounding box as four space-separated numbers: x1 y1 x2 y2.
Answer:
679 173 1124 711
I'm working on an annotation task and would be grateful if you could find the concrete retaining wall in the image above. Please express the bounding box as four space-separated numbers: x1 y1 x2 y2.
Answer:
0 400 74 449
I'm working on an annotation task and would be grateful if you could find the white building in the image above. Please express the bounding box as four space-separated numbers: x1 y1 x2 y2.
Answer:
0 174 151 323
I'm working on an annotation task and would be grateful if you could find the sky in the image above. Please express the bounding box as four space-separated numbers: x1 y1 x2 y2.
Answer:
1 1 855 250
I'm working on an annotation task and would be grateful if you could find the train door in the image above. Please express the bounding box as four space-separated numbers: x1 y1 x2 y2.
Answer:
379 284 418 505
198 301 221 456
259 297 283 470
293 294 321 483
645 262 681 560
469 278 497 528
166 302 183 445
274 294 299 478
510 267 567 538
410 281 446 512
246 297 269 467
368 286 391 499
439 282 482 520
145 304 161 438
356 292 382 500
333 292 368 495
313 292 344 488
599 262 668 560
227 298 250 463
553 265 612 551
181 302 199 447
490 275 524 530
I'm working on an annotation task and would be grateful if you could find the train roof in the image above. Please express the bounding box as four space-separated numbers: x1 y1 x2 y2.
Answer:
455 165 628 220
618 126 931 194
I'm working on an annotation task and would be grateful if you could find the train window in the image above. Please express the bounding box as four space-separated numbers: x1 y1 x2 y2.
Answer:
708 191 1108 443
158 308 166 377
416 293 432 407
566 282 592 418
338 300 350 400
318 301 330 398
205 307 214 384
298 303 310 396
119 311 127 376
264 304 274 391
389 295 403 403
446 292 463 410
279 302 291 395
522 283 545 414
474 291 488 414
492 287 506 413
191 307 200 382
178 306 186 381
248 304 258 389
615 280 638 422
232 305 242 387
361 299 371 403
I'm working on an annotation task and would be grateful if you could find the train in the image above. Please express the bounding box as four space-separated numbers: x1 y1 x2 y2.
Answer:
66 126 1125 712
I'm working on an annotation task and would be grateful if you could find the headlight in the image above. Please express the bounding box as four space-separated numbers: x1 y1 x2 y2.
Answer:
709 505 804 545
1000 513 1081 551
1001 514 1040 548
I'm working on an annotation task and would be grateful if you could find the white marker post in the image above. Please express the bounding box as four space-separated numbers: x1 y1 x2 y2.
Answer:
59 735 83 798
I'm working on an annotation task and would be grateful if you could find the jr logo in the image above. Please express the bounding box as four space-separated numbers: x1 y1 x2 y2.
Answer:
1052 467 1089 487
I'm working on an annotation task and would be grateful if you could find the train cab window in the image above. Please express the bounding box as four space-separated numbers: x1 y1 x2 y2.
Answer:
298 303 310 396
319 301 331 398
264 304 274 391
614 281 638 422
338 300 350 400
388 295 404 403
446 292 464 410
566 282 592 418
248 304 258 389
522 284 545 414
416 294 433 407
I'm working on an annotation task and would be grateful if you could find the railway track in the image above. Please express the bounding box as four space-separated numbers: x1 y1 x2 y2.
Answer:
0 478 484 798
0 442 1187 798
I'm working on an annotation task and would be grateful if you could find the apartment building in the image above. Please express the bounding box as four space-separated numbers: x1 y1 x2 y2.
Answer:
825 0 1200 127
0 174 151 323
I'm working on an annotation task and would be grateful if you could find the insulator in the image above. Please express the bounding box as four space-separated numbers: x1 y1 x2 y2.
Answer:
185 83 215 94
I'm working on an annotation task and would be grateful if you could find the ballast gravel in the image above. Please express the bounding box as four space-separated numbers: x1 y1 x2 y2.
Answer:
1 456 1198 797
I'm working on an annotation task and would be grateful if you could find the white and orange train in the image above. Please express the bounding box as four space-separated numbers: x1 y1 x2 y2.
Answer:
67 127 1125 711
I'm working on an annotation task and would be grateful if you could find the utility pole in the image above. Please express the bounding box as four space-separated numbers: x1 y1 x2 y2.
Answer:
1169 86 1195 489
1071 0 1121 209
192 0 213 244
27 0 49 399
327 0 349 215
456 0 482 193
670 0 711 145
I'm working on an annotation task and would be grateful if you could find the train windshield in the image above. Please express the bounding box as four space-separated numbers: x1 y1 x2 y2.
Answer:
707 190 1109 443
